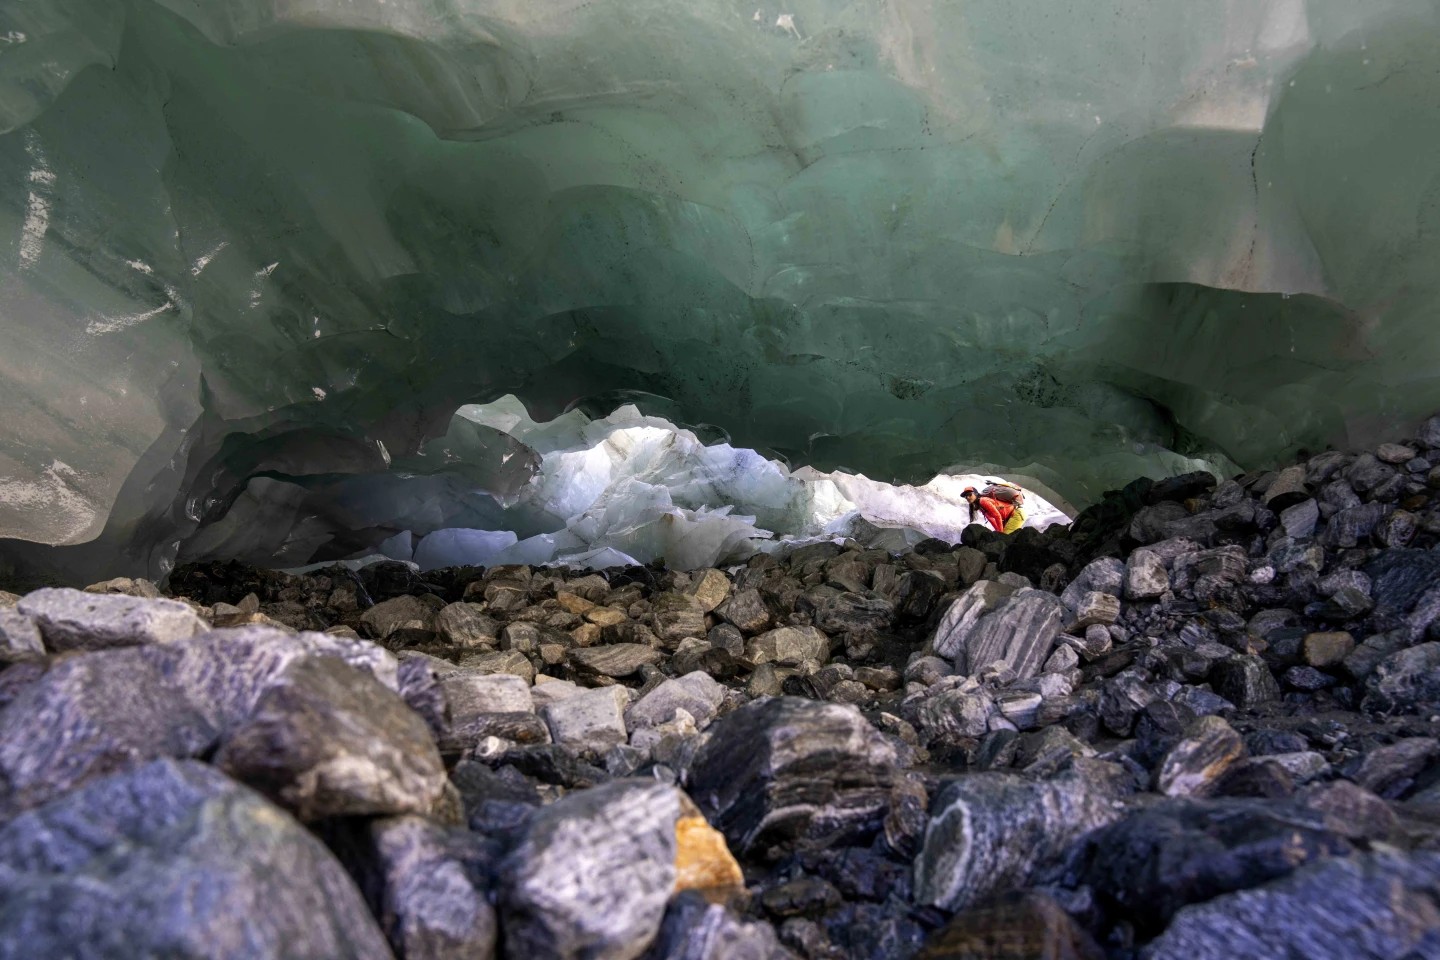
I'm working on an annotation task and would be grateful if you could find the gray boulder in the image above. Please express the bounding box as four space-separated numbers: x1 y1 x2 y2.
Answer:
745 626 829 666
0 759 392 959
499 779 682 960
542 686 630 754
628 672 725 731
961 588 1067 679
1145 850 1440 960
0 609 42 656
215 656 446 821
687 697 898 858
1060 557 1125 613
17 588 205 652
930 580 1015 661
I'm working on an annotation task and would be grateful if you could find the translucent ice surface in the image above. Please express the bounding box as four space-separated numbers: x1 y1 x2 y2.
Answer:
1 1 1438 580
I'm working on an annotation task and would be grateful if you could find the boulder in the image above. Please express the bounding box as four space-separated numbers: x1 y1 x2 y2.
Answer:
570 644 664 678
17 588 205 652
745 626 829 667
541 686 630 754
628 672 725 731
930 580 1015 662
215 656 447 821
687 698 898 858
0 759 391 959
961 589 1067 679
499 780 682 960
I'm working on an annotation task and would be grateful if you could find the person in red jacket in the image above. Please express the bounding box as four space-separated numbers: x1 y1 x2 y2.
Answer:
962 485 1026 534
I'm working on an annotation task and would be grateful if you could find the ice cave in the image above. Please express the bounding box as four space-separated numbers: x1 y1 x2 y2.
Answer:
3 0 1440 581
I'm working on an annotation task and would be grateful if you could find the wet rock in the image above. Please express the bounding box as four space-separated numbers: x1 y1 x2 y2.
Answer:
1262 465 1309 510
813 593 893 634
688 697 898 858
1124 551 1168 600
215 656 446 821
499 779 682 960
569 644 664 679
1145 850 1440 960
915 890 1104 960
17 588 205 652
541 686 630 754
961 589 1067 679
746 626 829 666
0 759 391 958
896 571 947 622
916 765 1127 911
1210 656 1280 709
1084 798 1352 935
931 580 1015 661
1155 716 1246 798
1099 672 1158 737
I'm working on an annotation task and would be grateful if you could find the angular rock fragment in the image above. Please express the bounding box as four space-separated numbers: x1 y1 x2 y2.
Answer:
813 592 893 633
0 759 391 959
629 672 725 731
644 893 793 960
499 779 682 960
961 588 1066 679
434 602 499 647
1145 850 1440 960
215 656 447 821
931 580 1015 661
916 765 1126 911
652 592 707 644
0 609 42 656
570 643 664 678
746 626 829 666
17 588 205 651
915 890 1104 960
715 588 771 634
541 686 630 754
688 697 898 858
1155 716 1245 798
1124 551 1168 600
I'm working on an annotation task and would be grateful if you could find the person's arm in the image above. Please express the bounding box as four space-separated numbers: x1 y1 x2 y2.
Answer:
978 498 1006 532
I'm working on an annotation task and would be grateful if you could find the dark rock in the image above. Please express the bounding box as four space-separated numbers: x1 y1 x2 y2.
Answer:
486 744 609 789
1347 737 1440 798
0 759 391 958
434 602 499 648
760 876 842 919
361 594 443 640
1210 656 1280 709
813 593 893 634
17 588 206 652
1082 797 1353 935
642 892 793 960
1211 757 1296 799
1155 716 1246 798
687 697 898 859
1365 642 1440 710
1296 780 1400 842
1145 850 1440 960
915 890 1104 960
1282 665 1336 691
450 760 541 835
215 656 446 821
1262 465 1309 510
1244 729 1309 756
346 815 498 960
1099 671 1158 737
915 765 1127 911
498 779 682 960
896 570 947 622
715 588 772 634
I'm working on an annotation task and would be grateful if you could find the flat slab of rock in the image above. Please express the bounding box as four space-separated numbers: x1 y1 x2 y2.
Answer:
499 779 682 959
962 588 1067 679
215 656 446 821
541 686 630 754
931 580 1015 662
688 697 898 858
0 759 391 959
17 588 205 652
627 672 724 731
745 626 829 666
569 643 663 678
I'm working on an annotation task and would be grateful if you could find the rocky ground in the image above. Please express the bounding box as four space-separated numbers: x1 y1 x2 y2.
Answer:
7 422 1440 958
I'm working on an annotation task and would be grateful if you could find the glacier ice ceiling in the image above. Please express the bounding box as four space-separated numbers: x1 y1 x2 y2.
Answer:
3 0 1440 580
